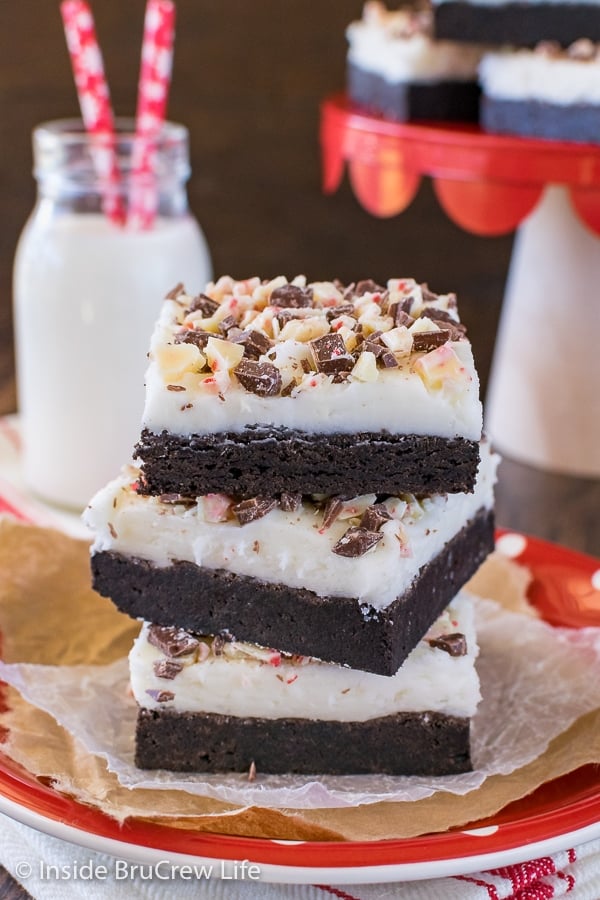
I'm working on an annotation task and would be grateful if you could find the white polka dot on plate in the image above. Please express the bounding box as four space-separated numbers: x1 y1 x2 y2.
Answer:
592 570 600 591
496 533 527 558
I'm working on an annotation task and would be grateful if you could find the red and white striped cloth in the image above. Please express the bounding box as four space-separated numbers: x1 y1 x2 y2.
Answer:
1 415 599 899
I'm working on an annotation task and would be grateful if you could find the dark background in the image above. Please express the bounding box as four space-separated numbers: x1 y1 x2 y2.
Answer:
0 0 513 415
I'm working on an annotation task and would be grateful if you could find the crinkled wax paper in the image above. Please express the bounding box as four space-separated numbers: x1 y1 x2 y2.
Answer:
2 596 599 810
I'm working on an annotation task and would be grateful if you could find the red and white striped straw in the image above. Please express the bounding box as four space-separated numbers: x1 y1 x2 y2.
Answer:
60 0 126 225
129 0 176 229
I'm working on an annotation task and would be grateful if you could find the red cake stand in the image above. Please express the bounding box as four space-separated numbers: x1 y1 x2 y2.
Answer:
320 94 600 477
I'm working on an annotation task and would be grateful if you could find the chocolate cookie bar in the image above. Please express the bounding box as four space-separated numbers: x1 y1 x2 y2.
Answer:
347 2 483 123
134 276 483 497
132 592 480 775
433 0 600 47
480 41 600 144
85 444 496 675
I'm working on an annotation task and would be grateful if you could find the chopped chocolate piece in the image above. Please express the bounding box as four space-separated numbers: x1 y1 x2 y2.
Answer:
174 329 214 350
148 625 200 658
362 339 385 358
325 303 356 322
146 689 175 703
270 284 313 308
388 304 415 328
379 350 398 368
310 333 354 374
218 315 237 335
428 633 467 657
232 496 278 525
412 330 451 352
360 504 392 532
159 493 197 507
189 293 219 316
234 359 282 397
425 308 467 338
166 384 186 392
332 526 384 557
274 308 307 327
301 358 313 374
166 283 185 300
233 329 272 360
321 496 344 530
153 659 184 680
279 492 302 512
354 279 384 296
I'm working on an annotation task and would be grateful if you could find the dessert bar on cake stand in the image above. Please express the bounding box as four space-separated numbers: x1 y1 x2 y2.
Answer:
320 94 600 478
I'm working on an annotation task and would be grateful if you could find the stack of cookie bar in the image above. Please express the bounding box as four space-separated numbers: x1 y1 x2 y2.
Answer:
85 275 496 776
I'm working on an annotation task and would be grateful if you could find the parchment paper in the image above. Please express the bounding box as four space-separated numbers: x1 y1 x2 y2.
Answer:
1 519 599 840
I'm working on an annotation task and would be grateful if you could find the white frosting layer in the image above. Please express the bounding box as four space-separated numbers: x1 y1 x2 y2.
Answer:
85 444 496 610
347 4 484 83
142 278 482 440
480 49 600 104
130 592 480 721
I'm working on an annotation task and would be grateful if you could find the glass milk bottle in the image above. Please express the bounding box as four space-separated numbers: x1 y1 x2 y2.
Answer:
14 119 211 509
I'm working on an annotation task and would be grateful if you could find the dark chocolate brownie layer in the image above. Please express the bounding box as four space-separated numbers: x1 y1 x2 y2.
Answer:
482 97 600 145
134 427 480 497
348 64 480 122
135 707 472 775
433 2 600 46
92 507 494 676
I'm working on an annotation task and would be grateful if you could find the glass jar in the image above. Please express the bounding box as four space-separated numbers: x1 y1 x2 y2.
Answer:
13 119 212 510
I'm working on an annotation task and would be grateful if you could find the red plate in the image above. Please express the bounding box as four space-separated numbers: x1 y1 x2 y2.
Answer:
0 531 599 883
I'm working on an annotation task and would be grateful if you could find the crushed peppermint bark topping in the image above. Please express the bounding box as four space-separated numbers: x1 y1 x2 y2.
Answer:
234 359 282 396
412 330 451 352
360 503 392 532
353 279 384 297
279 492 302 512
188 292 219 316
159 493 197 506
148 625 200 658
271 284 313 308
232 496 279 525
165 282 185 300
321 496 344 530
427 633 468 657
159 277 469 394
332 526 384 557
145 689 175 702
153 659 184 680
233 329 271 359
310 333 355 374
